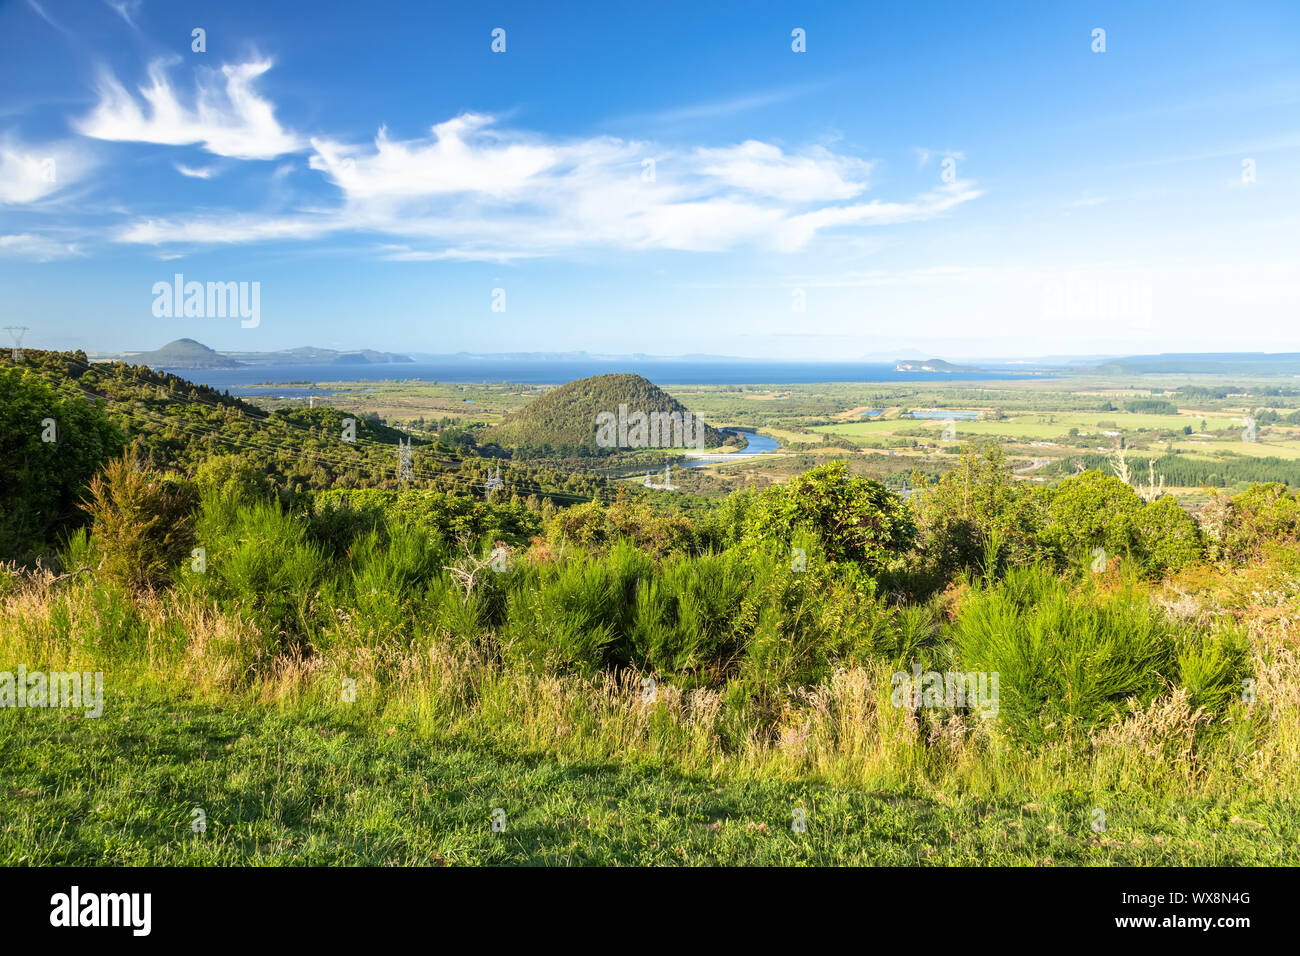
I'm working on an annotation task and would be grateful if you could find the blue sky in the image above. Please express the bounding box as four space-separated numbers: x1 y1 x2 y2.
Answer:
2 0 1298 359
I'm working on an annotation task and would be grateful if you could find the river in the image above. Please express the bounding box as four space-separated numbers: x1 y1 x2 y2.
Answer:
681 429 782 468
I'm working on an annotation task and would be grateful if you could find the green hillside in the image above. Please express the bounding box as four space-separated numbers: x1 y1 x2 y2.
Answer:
3 349 430 498
488 373 726 451
1 349 628 561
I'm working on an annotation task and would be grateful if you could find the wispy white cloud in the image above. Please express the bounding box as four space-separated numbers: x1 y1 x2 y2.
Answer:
377 243 545 263
611 82 833 127
174 163 215 179
774 183 985 251
119 113 980 259
694 141 870 202
309 114 562 201
0 233 81 260
0 136 94 203
25 0 70 35
76 57 303 159
118 212 336 244
104 0 142 29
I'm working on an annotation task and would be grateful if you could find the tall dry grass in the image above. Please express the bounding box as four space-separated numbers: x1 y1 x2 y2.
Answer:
3 558 1298 802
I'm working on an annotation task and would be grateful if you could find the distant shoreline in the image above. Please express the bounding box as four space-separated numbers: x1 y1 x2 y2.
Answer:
163 360 1048 390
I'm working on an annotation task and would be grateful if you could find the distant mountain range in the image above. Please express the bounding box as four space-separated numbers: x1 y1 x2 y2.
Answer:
1086 352 1300 375
109 339 415 369
99 340 1300 378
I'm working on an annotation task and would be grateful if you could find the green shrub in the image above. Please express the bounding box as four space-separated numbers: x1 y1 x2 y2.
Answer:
951 567 1244 744
193 453 274 507
911 444 1051 578
304 495 388 559
628 546 754 678
546 499 699 558
315 519 451 647
741 461 914 573
81 444 199 592
1176 628 1251 716
1203 483 1300 562
737 545 898 699
183 494 329 647
0 367 123 563
502 552 627 676
1135 496 1204 573
315 487 540 550
1043 470 1144 566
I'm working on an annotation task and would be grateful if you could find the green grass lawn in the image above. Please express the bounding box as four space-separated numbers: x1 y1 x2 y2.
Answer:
3 691 1294 866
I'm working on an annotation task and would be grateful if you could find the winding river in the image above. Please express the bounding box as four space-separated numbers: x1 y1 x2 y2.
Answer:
680 429 782 468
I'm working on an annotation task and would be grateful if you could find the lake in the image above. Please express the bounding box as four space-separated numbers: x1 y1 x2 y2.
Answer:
165 360 1044 392
909 409 981 420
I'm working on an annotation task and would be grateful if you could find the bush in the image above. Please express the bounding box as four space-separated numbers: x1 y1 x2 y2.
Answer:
910 444 1050 578
741 461 914 573
1200 483 1300 562
193 453 274 507
736 541 900 700
1135 496 1203 573
1042 470 1144 565
628 546 754 679
503 541 651 675
183 494 329 647
951 568 1247 744
315 488 540 549
81 444 198 592
546 499 699 559
316 518 451 648
0 367 123 563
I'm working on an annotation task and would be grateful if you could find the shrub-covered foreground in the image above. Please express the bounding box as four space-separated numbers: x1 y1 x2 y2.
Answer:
4 444 1300 863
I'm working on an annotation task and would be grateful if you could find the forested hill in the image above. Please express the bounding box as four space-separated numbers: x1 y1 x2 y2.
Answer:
1 350 616 509
489 373 726 451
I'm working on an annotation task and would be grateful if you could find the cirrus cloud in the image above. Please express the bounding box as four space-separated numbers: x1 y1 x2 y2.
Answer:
75 57 303 160
116 111 981 260
0 136 95 204
0 232 82 260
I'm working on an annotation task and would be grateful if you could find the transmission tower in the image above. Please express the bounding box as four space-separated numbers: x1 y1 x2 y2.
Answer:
4 326 30 361
397 438 414 482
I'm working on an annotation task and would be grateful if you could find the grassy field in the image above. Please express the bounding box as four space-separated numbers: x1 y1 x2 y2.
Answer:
1174 440 1300 460
815 412 1241 443
3 690 1294 865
